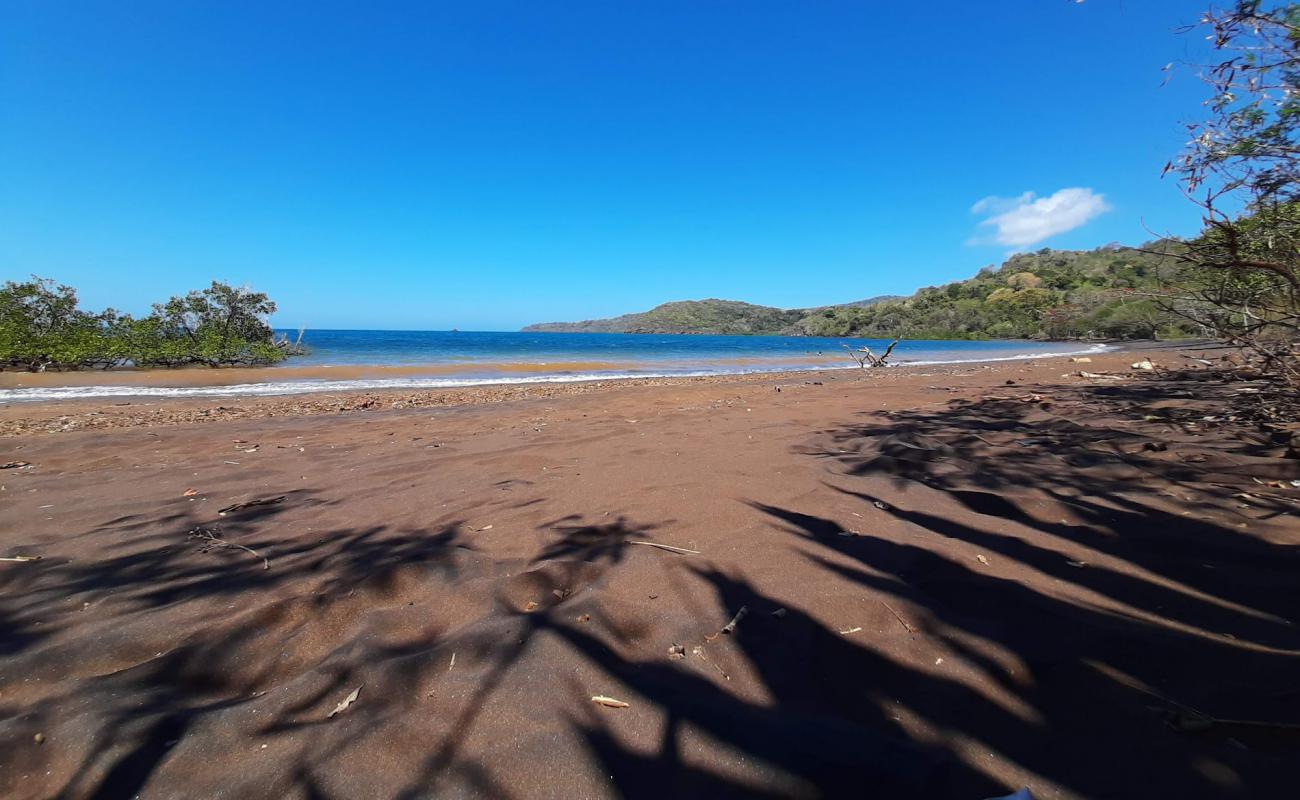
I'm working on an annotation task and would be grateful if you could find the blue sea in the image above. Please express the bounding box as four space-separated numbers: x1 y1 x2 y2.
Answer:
0 330 1107 402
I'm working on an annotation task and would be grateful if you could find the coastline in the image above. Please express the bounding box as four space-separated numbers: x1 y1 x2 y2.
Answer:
0 340 1115 404
0 342 1130 436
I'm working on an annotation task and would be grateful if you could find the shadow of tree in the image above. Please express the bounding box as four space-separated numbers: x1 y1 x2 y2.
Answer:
5 374 1299 799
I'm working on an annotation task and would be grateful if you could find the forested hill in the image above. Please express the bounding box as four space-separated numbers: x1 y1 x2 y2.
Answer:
523 296 898 335
524 244 1195 339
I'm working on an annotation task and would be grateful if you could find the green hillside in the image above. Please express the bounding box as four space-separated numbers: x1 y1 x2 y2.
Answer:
523 296 897 335
525 245 1195 340
794 244 1194 340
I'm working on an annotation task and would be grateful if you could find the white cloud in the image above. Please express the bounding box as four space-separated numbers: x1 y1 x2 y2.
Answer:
970 187 1111 248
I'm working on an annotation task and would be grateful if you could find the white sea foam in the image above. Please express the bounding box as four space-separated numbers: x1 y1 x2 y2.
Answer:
0 343 1111 403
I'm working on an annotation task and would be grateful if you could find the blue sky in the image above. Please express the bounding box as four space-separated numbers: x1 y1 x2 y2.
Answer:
2 1 1217 330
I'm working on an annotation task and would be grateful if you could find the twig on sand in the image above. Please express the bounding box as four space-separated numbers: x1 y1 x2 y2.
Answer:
591 695 630 709
218 495 286 516
0 555 41 562
328 686 361 718
721 605 749 635
881 601 916 634
189 527 270 570
627 540 700 555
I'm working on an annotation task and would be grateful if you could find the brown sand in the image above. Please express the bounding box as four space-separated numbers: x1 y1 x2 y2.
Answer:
1 347 1298 799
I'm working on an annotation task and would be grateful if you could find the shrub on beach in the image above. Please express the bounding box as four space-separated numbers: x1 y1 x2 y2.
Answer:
0 277 294 371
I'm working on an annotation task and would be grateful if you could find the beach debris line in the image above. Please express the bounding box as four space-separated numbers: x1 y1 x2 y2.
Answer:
327 686 361 718
591 695 630 709
627 540 699 555
189 527 270 570
218 495 286 516
721 605 749 635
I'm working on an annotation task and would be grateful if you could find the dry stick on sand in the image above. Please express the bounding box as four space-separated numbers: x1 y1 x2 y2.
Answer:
881 601 916 634
218 495 286 516
721 605 749 635
0 555 42 563
189 527 270 570
627 540 700 555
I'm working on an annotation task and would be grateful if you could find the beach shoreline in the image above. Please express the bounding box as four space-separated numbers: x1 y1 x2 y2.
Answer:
0 342 1143 436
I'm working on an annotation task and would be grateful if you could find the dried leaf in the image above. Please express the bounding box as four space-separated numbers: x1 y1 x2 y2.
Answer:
591 695 629 709
327 686 361 718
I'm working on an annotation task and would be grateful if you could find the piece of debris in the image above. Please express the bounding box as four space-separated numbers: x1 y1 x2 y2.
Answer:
1131 359 1156 371
770 608 787 618
721 605 749 635
327 686 361 718
183 488 199 497
1141 441 1168 453
667 644 686 660
449 652 456 671
33 733 45 745
839 626 863 635
0 555 41 563
552 588 572 600
523 601 539 612
976 554 990 566
477 524 494 531
691 646 731 680
1069 357 1092 363
1067 560 1088 568
576 614 592 623
627 540 699 555
189 527 270 570
217 495 285 516
1 461 31 470
881 601 916 634
591 695 630 709
873 500 891 511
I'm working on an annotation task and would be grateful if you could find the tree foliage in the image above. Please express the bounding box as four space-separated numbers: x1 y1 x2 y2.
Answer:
1159 1 1300 384
791 246 1196 341
0 278 293 371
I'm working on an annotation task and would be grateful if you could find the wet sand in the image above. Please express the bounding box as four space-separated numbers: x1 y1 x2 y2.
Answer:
2 346 1298 798
0 356 851 391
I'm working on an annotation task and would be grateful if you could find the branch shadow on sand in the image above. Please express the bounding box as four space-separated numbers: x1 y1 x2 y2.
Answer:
4 373 1299 799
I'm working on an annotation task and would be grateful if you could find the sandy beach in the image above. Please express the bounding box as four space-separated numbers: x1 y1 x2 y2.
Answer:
2 345 1298 799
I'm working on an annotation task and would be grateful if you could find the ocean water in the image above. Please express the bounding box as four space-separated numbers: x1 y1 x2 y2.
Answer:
0 330 1108 402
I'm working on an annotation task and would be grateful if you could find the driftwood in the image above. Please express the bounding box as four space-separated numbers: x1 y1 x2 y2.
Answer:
627 540 699 555
721 605 749 635
189 527 270 570
843 337 901 368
